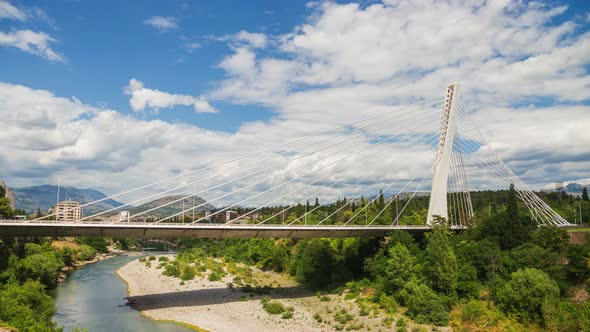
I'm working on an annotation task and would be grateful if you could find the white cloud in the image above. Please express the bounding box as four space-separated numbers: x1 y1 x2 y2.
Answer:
144 16 177 30
233 30 268 48
184 42 201 53
207 0 590 190
0 29 63 62
0 1 25 21
2 0 590 210
124 79 218 113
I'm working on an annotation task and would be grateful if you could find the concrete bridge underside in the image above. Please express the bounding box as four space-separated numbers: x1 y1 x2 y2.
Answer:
0 221 461 238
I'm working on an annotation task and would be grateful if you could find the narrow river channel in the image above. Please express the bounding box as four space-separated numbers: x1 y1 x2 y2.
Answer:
51 254 193 332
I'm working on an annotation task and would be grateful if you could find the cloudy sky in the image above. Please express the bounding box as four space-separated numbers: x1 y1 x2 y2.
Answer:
0 0 589 207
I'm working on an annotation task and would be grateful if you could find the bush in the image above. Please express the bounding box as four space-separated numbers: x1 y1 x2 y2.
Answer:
462 299 485 321
149 256 156 261
542 298 590 331
57 247 79 266
313 312 323 323
208 272 222 282
79 238 109 253
261 298 286 315
378 294 398 314
77 245 96 261
180 264 196 280
0 280 60 332
158 256 169 262
162 262 180 277
401 282 449 326
496 268 560 324
13 251 64 288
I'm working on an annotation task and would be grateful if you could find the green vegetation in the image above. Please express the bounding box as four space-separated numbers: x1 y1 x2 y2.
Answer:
166 187 590 330
0 237 102 330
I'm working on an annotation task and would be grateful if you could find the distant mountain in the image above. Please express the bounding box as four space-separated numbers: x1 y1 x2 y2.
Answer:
10 185 125 215
565 183 586 193
129 195 215 218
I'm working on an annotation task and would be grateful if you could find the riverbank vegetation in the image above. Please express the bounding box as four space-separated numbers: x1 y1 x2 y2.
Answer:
163 186 590 331
0 236 110 331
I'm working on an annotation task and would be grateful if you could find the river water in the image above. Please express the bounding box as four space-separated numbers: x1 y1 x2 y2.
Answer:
52 254 192 332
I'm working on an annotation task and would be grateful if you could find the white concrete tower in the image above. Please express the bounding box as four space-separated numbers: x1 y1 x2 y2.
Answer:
427 84 461 225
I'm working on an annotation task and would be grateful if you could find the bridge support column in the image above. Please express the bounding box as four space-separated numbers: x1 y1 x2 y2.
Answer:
427 84 460 225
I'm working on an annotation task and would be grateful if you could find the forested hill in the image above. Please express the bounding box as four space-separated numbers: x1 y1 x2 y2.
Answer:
10 185 124 215
129 195 215 218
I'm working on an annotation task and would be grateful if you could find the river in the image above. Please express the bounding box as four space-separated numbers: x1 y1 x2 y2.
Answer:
52 254 193 332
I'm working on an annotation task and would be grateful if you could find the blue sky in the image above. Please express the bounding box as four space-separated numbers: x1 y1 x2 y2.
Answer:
1 1 317 131
2 1 589 132
1 0 589 204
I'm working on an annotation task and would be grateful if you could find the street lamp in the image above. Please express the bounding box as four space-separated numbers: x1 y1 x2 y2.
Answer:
575 202 582 226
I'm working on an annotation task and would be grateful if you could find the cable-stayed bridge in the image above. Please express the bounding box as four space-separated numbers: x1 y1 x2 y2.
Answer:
0 84 571 238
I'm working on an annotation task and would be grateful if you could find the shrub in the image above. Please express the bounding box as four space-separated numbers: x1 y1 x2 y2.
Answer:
77 245 96 261
396 318 407 332
313 312 323 323
79 237 109 253
208 272 222 282
180 264 196 280
496 268 559 324
401 282 449 326
158 256 169 262
148 256 156 261
261 299 286 315
378 294 398 314
0 280 60 332
162 262 180 277
462 299 485 321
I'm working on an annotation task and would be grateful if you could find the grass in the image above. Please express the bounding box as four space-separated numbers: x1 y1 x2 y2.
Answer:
566 227 590 233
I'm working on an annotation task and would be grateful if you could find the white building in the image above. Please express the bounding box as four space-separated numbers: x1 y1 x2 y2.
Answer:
51 200 83 222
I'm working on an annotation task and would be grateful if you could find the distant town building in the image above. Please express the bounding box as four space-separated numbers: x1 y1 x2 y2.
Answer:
204 209 238 223
51 200 83 222
106 210 131 222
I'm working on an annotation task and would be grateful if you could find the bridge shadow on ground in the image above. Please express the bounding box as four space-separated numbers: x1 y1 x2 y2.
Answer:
126 286 313 310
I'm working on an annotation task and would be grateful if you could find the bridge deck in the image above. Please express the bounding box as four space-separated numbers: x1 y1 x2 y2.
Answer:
0 221 461 238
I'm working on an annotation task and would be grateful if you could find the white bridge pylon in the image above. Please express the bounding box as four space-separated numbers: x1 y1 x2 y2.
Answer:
426 84 569 226
427 84 461 225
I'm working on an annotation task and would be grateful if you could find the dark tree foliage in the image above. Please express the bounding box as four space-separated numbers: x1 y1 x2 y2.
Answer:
583 187 589 202
424 227 457 295
565 244 590 283
289 239 336 288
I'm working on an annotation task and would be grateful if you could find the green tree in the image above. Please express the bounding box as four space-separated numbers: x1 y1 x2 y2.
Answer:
0 280 60 332
425 227 457 295
377 190 385 210
582 187 589 201
400 281 449 325
497 268 560 323
382 242 420 295
532 226 569 253
565 244 590 283
289 239 335 288
0 197 13 218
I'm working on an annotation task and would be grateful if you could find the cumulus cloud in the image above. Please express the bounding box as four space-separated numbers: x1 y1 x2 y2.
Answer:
144 16 177 30
2 0 589 209
208 0 590 189
0 29 63 62
0 1 25 21
124 79 218 113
